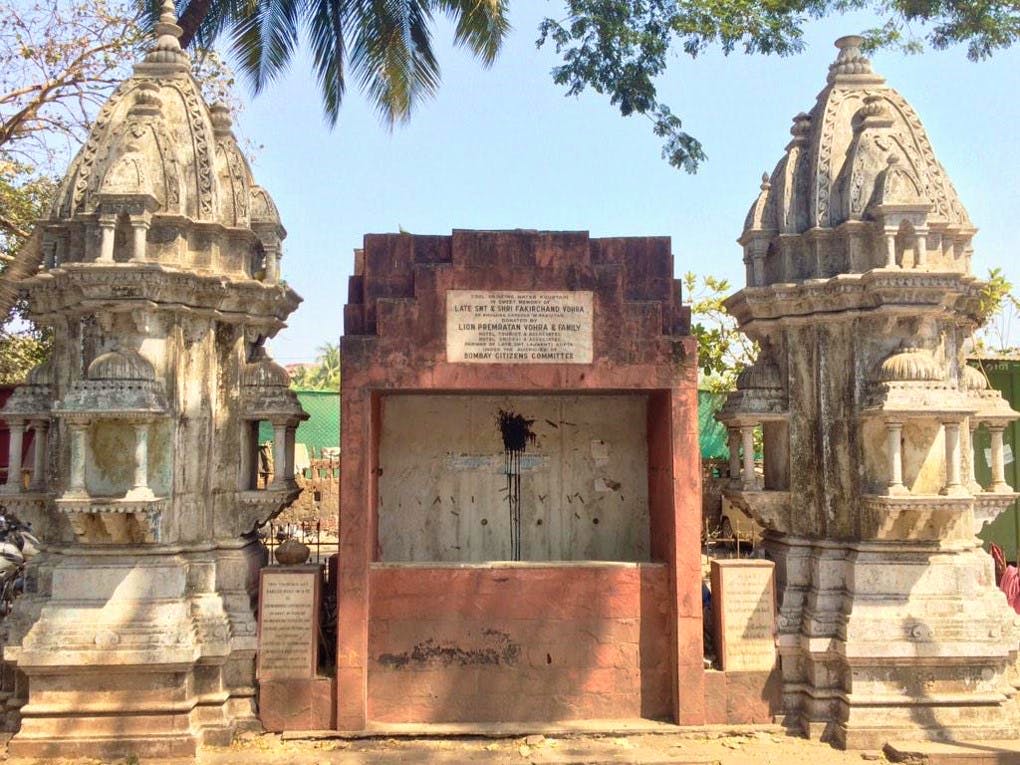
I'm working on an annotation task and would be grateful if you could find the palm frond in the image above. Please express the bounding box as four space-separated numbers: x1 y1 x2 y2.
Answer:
437 0 509 64
348 0 440 124
229 0 303 94
305 0 349 124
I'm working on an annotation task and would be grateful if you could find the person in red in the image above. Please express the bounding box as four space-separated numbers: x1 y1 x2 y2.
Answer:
990 543 1020 615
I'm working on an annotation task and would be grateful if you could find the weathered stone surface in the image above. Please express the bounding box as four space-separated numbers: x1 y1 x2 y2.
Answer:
0 0 307 755
720 36 1020 748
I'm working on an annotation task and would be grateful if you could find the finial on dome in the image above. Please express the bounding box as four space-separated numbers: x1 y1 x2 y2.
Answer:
760 172 770 190
835 35 864 51
142 0 189 67
828 34 874 82
156 0 181 40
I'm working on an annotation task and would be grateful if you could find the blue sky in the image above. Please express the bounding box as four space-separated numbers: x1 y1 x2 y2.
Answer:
234 5 1020 364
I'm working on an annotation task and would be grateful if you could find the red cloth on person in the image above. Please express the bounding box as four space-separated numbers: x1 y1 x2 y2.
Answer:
1002 564 1020 615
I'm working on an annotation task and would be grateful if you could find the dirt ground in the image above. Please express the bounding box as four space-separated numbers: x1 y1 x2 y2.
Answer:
0 727 866 765
196 729 887 765
0 726 895 764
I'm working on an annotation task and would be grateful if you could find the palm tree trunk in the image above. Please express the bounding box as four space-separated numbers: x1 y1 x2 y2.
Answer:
177 0 212 49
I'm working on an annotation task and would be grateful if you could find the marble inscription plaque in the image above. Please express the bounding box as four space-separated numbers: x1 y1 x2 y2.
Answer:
711 560 776 672
447 290 593 364
257 568 319 680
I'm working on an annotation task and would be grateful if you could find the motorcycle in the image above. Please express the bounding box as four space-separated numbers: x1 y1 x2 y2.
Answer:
0 510 40 618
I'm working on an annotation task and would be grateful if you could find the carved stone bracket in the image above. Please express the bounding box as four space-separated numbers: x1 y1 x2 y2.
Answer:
55 497 167 544
859 494 974 542
722 489 791 534
232 488 301 537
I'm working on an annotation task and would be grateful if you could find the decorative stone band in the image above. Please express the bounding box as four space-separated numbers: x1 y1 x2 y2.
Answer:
860 383 976 418
726 270 983 326
54 380 168 419
20 264 300 328
717 389 789 422
55 497 167 544
1 385 53 419
860 494 975 542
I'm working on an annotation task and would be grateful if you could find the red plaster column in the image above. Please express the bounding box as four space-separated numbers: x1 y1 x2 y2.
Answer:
671 378 706 725
337 384 371 731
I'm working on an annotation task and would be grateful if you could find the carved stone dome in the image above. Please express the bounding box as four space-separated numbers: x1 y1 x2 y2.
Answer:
26 359 53 386
48 1 283 235
878 347 943 383
743 174 776 234
736 356 784 391
242 358 290 389
961 364 989 391
87 349 156 381
741 36 971 240
240 349 307 423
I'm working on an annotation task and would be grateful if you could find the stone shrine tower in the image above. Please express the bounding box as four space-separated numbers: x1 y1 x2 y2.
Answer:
720 37 1020 747
0 2 305 757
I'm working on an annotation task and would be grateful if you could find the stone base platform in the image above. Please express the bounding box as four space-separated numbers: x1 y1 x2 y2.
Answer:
884 740 1020 765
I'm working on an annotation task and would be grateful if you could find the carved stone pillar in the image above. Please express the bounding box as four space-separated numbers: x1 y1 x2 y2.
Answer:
989 425 1010 492
98 215 116 263
68 422 88 496
285 425 296 480
263 242 281 284
4 420 24 492
271 421 288 487
239 420 256 491
966 419 982 492
129 422 153 498
727 428 741 483
29 419 48 492
884 229 898 268
915 230 928 268
887 421 905 494
130 216 150 262
941 421 964 496
741 425 756 486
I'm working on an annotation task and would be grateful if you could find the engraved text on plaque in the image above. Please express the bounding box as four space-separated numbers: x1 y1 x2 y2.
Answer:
257 568 319 680
447 291 593 364
711 559 777 672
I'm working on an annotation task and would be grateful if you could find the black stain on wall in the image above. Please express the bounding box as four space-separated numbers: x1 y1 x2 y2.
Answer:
377 630 521 669
496 409 536 561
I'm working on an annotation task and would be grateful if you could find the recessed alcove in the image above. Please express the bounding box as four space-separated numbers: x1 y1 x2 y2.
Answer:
377 392 651 563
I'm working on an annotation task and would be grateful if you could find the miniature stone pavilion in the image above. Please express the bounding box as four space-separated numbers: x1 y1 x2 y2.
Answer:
720 37 1020 748
0 2 305 757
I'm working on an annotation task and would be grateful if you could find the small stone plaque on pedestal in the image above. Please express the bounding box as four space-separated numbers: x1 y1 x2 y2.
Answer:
711 559 776 672
257 566 320 680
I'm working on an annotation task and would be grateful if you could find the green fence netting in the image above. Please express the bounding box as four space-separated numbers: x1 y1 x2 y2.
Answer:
260 389 730 460
258 389 340 456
